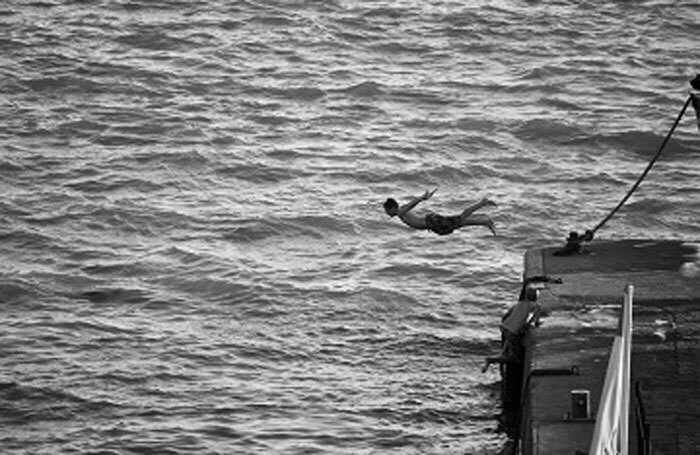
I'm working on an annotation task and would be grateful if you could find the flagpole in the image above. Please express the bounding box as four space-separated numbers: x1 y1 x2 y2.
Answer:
620 285 633 455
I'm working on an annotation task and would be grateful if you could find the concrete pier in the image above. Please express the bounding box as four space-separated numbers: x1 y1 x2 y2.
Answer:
505 239 700 455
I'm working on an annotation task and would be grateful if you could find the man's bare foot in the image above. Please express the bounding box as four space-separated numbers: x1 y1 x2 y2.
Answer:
487 220 497 236
481 197 497 207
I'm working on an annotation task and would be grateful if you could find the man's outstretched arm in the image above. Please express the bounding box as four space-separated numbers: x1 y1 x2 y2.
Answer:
398 188 437 216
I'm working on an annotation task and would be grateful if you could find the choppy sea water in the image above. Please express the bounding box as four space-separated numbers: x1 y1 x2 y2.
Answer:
2 1 700 454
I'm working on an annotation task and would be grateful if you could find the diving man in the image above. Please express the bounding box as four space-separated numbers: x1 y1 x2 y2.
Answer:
383 188 497 236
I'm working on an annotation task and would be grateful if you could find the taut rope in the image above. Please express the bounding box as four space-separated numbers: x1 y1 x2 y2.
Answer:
555 83 698 256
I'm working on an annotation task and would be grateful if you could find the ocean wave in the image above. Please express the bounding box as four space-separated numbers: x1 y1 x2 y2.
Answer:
360 5 410 20
0 157 25 172
94 133 160 146
0 228 55 250
592 130 697 157
270 86 326 101
0 381 118 423
73 288 152 305
372 262 456 281
249 12 300 27
224 214 353 243
339 80 385 98
0 278 43 303
19 203 184 239
231 339 313 363
385 332 495 358
64 175 164 194
56 118 108 137
21 74 100 94
115 29 196 52
216 162 310 184
514 118 587 143
366 405 494 426
246 113 299 127
80 260 161 279
167 275 248 299
375 164 499 187
370 41 436 56
96 371 151 385
128 149 211 168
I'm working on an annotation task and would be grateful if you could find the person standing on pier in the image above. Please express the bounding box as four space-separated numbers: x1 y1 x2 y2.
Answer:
383 188 497 236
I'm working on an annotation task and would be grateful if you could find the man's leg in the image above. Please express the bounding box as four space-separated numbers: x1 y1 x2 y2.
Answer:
460 215 497 235
459 197 496 219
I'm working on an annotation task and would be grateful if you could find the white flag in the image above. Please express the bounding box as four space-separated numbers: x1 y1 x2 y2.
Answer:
589 285 633 455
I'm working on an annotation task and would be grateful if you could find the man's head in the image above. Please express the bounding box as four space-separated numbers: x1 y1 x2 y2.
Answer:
383 198 399 217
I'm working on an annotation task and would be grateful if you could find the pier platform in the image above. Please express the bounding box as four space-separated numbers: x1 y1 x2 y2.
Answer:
502 239 700 455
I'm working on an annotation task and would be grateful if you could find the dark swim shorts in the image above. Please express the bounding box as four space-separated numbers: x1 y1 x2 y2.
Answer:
425 213 461 236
